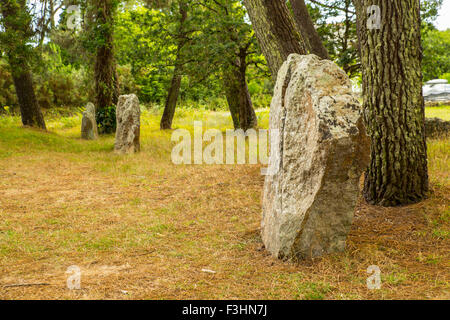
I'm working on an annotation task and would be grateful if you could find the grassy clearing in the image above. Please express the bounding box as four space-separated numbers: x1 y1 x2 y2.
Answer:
0 106 448 300
425 105 450 121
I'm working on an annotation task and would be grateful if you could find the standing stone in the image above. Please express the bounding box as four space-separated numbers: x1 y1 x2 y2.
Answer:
115 94 140 154
81 102 98 140
425 118 450 138
262 54 370 260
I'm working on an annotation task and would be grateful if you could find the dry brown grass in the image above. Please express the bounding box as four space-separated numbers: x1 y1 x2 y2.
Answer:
0 112 448 300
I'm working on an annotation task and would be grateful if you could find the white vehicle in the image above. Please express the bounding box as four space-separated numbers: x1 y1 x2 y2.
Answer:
423 79 450 101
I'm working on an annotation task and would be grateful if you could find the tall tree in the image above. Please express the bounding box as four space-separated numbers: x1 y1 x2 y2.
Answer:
186 0 259 130
90 0 119 134
0 0 46 129
290 0 330 60
306 0 443 79
160 1 188 130
243 0 308 79
308 0 360 78
222 45 258 131
209 0 258 130
353 0 428 206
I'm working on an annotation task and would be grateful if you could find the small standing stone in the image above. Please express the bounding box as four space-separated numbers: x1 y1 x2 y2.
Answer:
425 117 450 138
81 102 98 140
262 54 370 260
115 94 140 154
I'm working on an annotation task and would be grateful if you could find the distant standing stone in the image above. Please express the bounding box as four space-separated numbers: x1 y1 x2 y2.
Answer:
425 117 450 138
115 94 140 154
81 102 98 140
262 54 370 260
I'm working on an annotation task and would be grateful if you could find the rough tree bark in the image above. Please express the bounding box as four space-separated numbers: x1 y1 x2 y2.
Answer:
223 51 257 131
160 69 182 130
93 0 119 126
290 0 330 60
0 0 46 129
243 0 308 80
160 3 188 130
354 0 428 206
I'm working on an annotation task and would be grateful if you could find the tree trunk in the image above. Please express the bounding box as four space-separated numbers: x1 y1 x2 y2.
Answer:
11 69 47 129
223 55 257 131
0 0 46 129
237 52 257 131
160 70 182 130
160 2 188 130
113 66 120 105
223 71 241 130
92 0 119 134
94 41 117 108
290 0 330 60
243 0 308 80
240 81 257 131
354 0 428 206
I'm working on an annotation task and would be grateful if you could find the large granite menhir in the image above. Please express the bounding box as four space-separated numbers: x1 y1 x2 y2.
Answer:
262 54 370 260
115 94 140 154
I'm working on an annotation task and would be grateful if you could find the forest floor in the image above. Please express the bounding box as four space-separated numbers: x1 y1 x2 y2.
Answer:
0 106 448 300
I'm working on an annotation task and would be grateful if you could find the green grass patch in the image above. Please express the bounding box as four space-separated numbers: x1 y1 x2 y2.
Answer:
295 281 333 300
425 105 450 121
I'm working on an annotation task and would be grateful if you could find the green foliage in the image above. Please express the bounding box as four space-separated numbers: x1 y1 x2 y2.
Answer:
421 0 444 28
307 0 360 78
96 105 116 134
441 73 450 83
307 0 445 79
0 0 448 114
117 64 140 97
115 1 268 104
422 29 450 81
0 59 17 110
114 6 176 103
36 43 91 108
0 51 90 112
0 0 36 74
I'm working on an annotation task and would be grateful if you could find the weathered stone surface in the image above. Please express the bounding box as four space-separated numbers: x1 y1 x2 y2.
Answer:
115 94 140 154
262 54 370 260
425 117 450 138
81 102 98 140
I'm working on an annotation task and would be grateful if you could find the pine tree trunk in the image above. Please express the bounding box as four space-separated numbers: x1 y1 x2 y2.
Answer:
160 71 182 130
223 71 241 130
239 81 257 131
11 68 47 129
113 66 120 105
223 55 257 131
237 53 257 131
354 0 428 206
94 0 115 110
0 0 46 129
94 45 117 133
243 0 308 79
290 0 330 60
93 0 118 133
160 3 188 130
224 82 256 131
